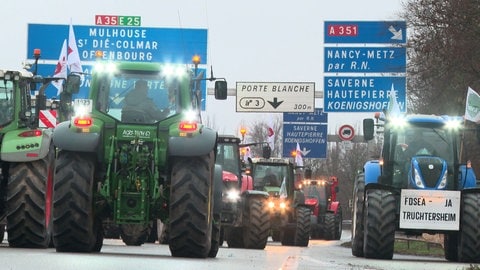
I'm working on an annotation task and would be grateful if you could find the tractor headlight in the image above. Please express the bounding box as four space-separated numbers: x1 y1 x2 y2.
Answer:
445 119 462 130
268 201 275 209
437 170 448 189
389 116 407 129
413 167 425 188
226 189 240 201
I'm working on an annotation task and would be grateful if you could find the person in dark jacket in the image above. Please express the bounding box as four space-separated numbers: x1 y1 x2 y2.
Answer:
122 80 169 122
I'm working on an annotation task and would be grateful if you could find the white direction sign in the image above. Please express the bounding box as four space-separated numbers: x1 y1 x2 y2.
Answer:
236 82 315 112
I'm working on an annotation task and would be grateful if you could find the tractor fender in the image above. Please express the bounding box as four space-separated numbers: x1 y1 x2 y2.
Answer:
52 121 100 152
0 128 53 162
329 201 340 214
364 160 381 185
242 190 269 199
168 127 217 156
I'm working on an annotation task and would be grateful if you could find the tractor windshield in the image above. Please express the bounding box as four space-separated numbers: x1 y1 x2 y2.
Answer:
216 142 241 174
253 164 288 189
0 80 14 126
390 125 456 187
101 75 179 123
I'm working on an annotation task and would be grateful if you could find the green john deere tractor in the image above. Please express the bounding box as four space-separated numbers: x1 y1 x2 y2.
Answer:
51 57 227 258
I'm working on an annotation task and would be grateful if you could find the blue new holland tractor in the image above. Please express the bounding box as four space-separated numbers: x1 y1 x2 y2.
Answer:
351 113 480 262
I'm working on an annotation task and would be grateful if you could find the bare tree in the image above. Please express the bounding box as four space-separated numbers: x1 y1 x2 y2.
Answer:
403 0 480 114
245 115 283 158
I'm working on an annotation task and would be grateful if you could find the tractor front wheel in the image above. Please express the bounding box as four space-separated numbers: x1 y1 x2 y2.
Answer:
458 192 480 262
351 174 365 257
363 189 396 260
294 206 311 247
243 197 270 249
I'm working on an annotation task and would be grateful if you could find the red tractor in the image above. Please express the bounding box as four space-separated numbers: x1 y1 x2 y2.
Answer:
302 169 342 240
216 135 270 249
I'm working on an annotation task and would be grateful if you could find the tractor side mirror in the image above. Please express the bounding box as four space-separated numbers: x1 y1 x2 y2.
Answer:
363 118 375 141
214 80 227 100
65 74 81 94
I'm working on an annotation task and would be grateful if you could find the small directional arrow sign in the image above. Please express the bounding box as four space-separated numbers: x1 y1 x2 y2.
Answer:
236 82 315 112
268 98 284 109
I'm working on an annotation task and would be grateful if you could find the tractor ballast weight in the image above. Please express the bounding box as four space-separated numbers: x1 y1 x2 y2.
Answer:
0 50 63 248
351 113 480 262
215 135 270 249
248 157 311 247
51 59 227 258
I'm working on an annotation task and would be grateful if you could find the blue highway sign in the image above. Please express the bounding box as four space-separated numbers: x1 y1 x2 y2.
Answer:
283 109 327 159
27 24 207 63
324 76 406 112
324 21 406 44
324 47 406 73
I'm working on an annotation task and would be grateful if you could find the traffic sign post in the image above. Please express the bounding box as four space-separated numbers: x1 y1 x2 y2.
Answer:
236 82 315 113
338 124 355 141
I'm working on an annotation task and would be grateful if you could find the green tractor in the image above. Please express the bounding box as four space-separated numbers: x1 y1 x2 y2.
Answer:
247 156 310 246
0 49 61 248
51 56 227 258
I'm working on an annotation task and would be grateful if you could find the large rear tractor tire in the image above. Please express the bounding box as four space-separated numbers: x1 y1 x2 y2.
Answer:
243 197 270 249
363 189 396 260
6 149 54 248
294 206 311 247
351 174 365 257
458 192 480 262
168 152 214 258
53 151 102 252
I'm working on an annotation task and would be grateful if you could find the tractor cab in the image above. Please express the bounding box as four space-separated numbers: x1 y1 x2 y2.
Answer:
363 114 465 190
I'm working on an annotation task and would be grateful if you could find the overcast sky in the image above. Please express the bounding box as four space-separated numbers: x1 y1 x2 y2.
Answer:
3 0 404 136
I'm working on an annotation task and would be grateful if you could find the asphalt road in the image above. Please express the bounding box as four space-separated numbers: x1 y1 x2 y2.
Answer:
0 230 475 270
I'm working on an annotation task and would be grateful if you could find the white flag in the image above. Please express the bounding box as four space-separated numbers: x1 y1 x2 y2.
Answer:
243 146 252 163
52 39 68 95
465 87 480 123
68 22 83 74
295 142 303 167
